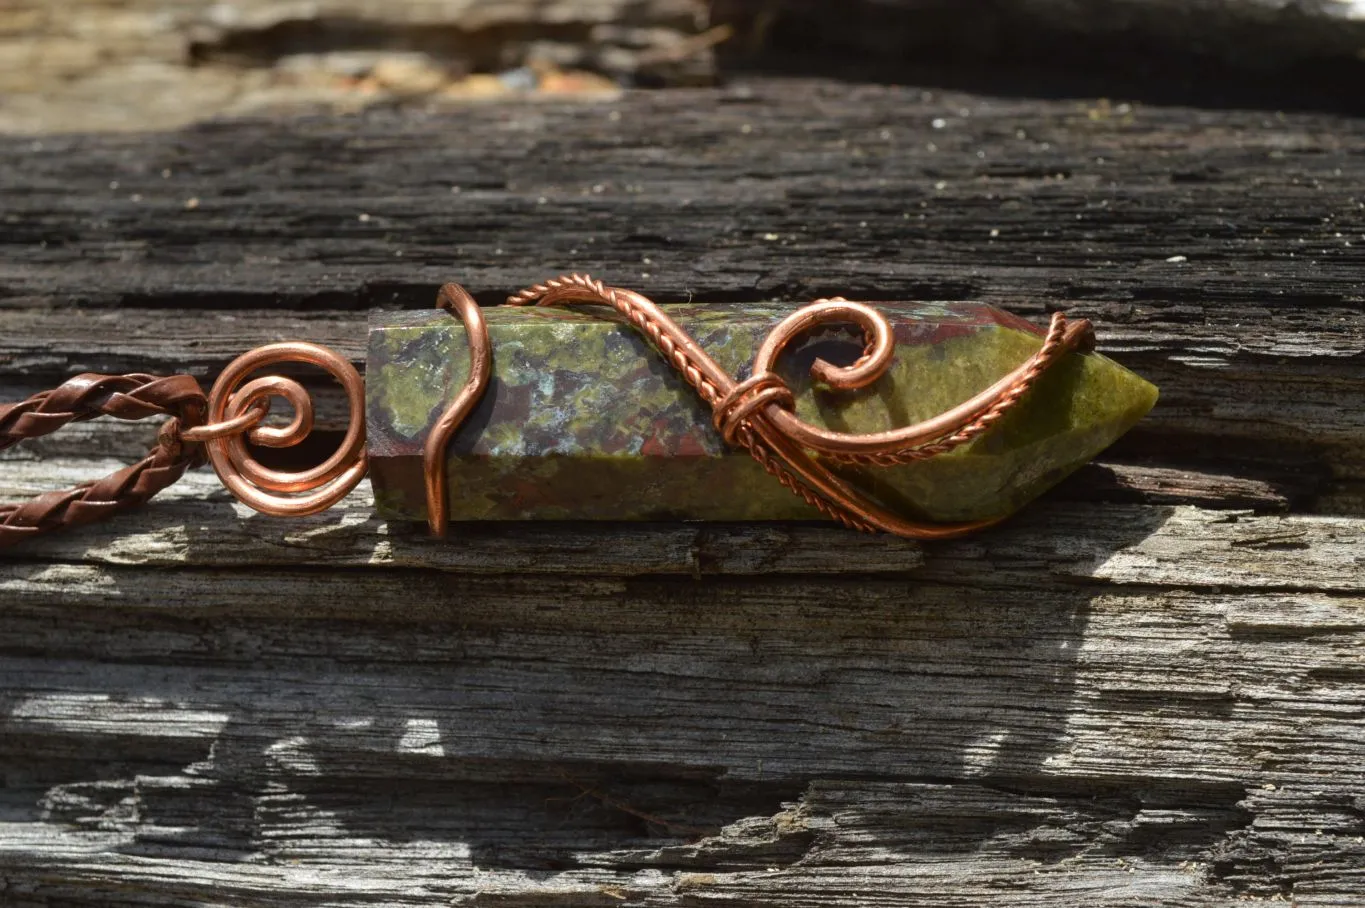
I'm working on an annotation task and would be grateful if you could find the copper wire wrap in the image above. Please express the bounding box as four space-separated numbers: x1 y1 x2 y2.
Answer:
484 274 1095 540
424 283 492 537
194 342 368 517
2 279 1090 545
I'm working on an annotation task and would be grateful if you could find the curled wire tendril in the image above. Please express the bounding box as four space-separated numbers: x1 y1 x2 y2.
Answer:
488 274 1093 539
199 342 368 517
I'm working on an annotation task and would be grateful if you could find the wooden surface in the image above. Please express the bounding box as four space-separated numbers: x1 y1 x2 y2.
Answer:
10 0 1365 134
0 0 711 133
2 79 1364 905
717 0 1365 114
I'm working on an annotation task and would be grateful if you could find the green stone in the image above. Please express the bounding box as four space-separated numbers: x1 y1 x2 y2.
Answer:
365 302 1157 525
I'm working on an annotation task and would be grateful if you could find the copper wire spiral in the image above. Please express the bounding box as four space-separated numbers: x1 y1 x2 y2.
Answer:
189 342 368 517
488 274 1094 539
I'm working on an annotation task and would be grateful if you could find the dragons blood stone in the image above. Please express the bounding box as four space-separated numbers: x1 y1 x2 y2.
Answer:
365 302 1157 525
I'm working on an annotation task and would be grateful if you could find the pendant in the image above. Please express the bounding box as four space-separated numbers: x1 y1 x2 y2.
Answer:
366 277 1156 535
0 275 1157 547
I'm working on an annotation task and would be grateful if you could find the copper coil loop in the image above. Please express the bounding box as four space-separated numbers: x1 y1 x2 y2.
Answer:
486 273 1095 540
712 374 795 447
197 342 368 517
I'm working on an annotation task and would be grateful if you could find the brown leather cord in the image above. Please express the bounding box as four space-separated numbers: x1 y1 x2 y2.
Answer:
0 373 207 548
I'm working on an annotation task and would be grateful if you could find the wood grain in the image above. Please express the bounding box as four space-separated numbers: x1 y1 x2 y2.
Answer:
1 79 1364 905
0 0 709 133
1 482 1362 904
3 80 1362 504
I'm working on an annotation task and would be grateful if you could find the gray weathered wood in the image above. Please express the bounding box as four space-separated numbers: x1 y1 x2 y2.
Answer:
2 79 1364 905
3 81 1363 503
2 485 1362 904
0 0 710 133
718 0 1365 113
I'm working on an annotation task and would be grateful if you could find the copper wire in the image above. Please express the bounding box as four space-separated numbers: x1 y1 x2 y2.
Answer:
491 274 1094 540
1 277 1091 545
199 342 368 517
423 283 492 537
179 399 268 443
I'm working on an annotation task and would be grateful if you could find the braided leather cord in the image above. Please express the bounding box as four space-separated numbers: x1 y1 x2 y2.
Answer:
0 373 207 548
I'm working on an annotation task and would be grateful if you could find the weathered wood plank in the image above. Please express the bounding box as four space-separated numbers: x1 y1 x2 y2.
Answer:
1 501 1362 903
0 457 1343 580
2 79 1365 906
3 83 1361 500
0 459 927 575
0 0 711 133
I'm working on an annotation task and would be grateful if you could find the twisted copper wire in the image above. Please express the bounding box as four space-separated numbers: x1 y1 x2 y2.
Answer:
499 274 1094 539
506 276 904 533
0 373 208 548
493 277 874 532
827 312 1092 466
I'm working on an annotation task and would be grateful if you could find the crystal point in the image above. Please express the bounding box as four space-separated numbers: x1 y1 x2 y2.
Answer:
365 303 1157 525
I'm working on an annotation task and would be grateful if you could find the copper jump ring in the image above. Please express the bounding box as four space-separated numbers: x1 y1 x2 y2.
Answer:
180 399 268 443
200 342 368 517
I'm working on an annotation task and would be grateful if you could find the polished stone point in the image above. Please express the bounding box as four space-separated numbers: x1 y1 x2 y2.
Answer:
365 302 1158 525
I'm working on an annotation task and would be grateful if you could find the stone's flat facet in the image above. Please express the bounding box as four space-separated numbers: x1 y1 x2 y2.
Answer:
365 303 1158 524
